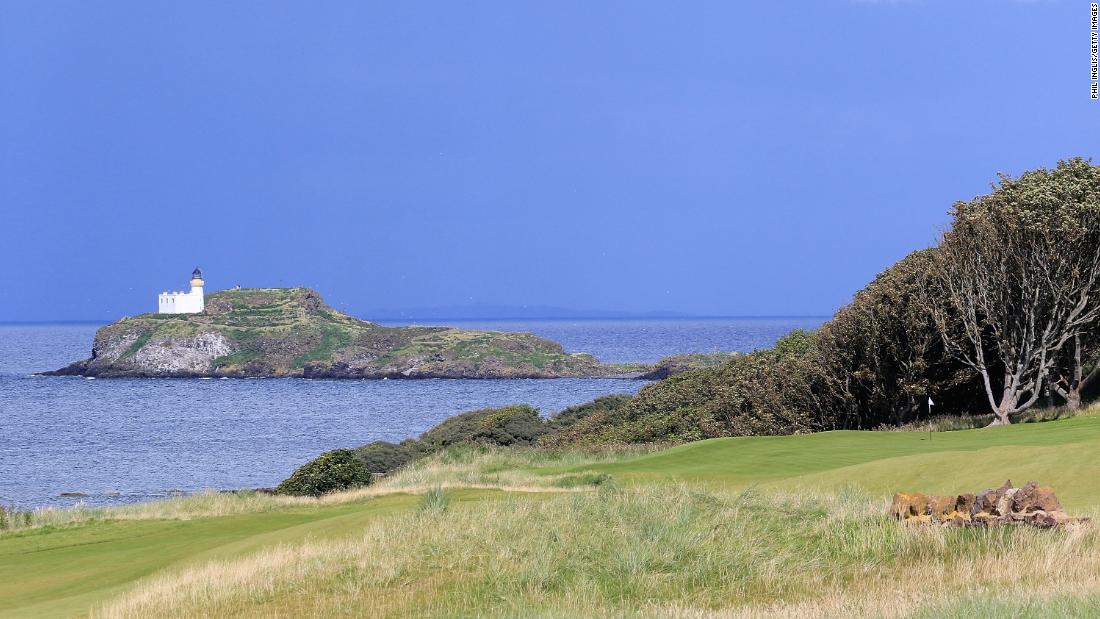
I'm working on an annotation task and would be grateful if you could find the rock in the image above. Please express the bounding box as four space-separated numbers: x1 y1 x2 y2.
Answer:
927 495 956 518
977 480 1014 515
888 481 1084 529
890 492 928 519
995 487 1019 517
1012 483 1064 514
956 493 977 515
1012 481 1040 512
1011 482 1063 513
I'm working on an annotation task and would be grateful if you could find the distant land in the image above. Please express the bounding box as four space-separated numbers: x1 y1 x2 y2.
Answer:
358 304 699 321
45 288 637 380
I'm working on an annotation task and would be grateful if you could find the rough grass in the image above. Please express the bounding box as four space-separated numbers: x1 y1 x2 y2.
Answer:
878 402 1091 432
12 411 1100 617
93 485 1100 618
292 324 355 368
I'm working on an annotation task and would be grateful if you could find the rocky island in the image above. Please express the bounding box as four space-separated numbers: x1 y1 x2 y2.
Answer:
46 287 622 379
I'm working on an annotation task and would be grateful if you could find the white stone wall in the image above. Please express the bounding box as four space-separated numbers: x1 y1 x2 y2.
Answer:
158 285 204 314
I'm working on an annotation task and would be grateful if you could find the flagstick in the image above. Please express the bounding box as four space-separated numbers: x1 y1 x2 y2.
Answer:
928 396 934 442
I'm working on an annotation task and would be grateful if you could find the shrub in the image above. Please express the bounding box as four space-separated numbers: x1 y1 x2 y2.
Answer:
546 394 632 433
276 449 371 496
354 440 420 474
419 404 548 449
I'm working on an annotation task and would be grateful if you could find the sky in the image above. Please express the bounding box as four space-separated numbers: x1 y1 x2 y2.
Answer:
2 1 1098 321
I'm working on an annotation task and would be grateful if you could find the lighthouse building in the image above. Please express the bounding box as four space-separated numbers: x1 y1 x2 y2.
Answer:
158 268 205 314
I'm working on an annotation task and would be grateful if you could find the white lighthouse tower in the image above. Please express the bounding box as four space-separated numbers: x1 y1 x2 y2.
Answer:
158 267 206 314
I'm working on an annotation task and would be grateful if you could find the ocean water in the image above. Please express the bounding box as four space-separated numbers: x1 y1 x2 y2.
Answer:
0 318 822 508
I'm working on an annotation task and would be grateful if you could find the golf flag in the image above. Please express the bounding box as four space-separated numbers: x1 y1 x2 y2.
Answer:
928 397 934 409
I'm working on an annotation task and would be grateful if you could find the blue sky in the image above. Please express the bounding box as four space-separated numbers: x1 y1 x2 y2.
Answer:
2 1 1097 321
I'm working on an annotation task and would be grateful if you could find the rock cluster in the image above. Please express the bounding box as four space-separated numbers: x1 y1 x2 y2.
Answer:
890 480 1089 528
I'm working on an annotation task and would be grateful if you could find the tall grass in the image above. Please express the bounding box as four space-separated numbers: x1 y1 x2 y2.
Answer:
417 487 449 515
0 445 623 535
94 485 1100 618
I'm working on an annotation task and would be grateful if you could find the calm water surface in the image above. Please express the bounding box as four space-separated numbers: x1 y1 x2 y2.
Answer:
0 318 821 508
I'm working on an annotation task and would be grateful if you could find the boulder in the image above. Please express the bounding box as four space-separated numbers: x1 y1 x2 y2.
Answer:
978 480 1014 514
927 495 956 519
956 493 977 515
890 492 928 519
888 481 1085 528
1013 481 1062 513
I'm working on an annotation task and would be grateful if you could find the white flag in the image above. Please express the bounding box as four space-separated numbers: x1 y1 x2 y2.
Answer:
928 397 935 408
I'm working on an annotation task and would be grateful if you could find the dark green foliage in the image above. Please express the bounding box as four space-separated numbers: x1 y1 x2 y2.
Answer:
419 404 549 449
813 249 983 428
350 404 554 482
547 342 829 446
353 440 420 474
546 395 633 434
275 449 372 496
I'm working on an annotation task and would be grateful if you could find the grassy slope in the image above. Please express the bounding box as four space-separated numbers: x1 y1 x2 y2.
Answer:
6 414 1100 617
0 491 513 618
568 414 1100 507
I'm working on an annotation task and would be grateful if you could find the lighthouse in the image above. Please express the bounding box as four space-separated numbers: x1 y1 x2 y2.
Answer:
158 267 206 314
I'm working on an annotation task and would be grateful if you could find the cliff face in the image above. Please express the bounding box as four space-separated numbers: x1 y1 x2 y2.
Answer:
47 288 615 379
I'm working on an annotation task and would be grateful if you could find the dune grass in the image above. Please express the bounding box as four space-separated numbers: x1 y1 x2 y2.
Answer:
93 485 1100 618
8 408 1100 617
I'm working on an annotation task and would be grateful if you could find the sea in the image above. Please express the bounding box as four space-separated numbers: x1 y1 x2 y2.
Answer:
0 318 823 508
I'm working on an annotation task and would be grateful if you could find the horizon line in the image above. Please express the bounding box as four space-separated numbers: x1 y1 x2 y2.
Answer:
0 315 832 325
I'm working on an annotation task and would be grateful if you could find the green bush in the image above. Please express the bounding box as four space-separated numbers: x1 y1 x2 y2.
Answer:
276 449 372 496
419 404 548 449
546 394 632 433
353 440 421 474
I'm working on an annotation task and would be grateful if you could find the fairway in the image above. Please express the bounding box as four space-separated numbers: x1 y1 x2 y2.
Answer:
5 415 1100 617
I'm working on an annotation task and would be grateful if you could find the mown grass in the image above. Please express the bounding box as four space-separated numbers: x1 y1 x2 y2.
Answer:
9 409 1100 617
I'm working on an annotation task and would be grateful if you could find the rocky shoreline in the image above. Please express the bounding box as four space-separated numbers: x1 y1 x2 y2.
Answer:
43 287 739 381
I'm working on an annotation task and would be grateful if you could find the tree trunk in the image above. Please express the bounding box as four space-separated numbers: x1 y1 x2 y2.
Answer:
1065 387 1083 411
991 391 1017 426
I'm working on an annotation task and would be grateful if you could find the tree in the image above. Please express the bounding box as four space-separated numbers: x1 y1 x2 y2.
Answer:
1050 326 1100 410
928 158 1100 423
817 249 980 427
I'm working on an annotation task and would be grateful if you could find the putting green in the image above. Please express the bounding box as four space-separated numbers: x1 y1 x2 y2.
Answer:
561 414 1100 507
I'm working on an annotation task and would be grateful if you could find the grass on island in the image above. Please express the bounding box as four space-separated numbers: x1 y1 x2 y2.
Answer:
4 405 1100 618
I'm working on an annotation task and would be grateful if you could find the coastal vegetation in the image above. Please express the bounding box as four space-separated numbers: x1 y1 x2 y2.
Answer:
538 158 1100 445
271 159 1100 484
274 449 372 497
5 407 1100 617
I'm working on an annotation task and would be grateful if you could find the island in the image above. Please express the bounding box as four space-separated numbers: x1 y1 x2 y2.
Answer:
46 287 625 379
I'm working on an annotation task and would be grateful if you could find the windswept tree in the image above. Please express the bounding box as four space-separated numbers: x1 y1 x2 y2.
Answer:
929 158 1100 423
819 249 977 428
1050 323 1100 410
